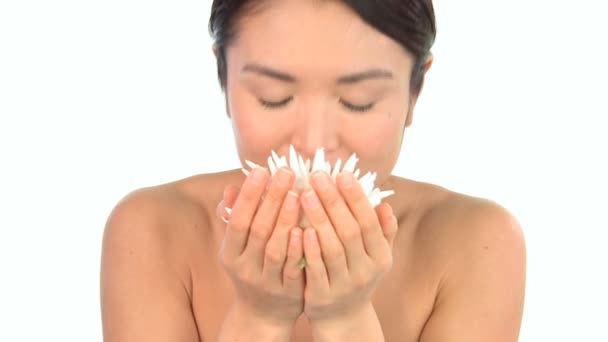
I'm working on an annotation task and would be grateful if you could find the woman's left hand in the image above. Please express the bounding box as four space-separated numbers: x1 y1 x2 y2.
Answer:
299 170 398 324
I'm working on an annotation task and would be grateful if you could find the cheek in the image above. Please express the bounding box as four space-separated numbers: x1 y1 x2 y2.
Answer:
229 91 292 162
344 112 404 177
349 112 403 151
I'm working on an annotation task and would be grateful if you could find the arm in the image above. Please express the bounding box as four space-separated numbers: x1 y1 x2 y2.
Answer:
218 302 295 341
101 189 293 342
309 302 385 342
100 189 200 342
419 201 527 342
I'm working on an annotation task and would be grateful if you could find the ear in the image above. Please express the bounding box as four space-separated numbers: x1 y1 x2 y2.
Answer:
405 54 434 127
212 44 219 59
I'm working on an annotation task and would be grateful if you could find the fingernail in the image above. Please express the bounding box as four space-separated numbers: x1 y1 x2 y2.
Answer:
290 228 302 246
312 172 329 190
338 172 354 189
285 191 299 211
303 191 320 209
250 167 267 185
306 228 318 244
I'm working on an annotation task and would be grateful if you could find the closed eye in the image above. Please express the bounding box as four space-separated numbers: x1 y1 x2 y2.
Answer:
259 96 293 109
339 99 375 113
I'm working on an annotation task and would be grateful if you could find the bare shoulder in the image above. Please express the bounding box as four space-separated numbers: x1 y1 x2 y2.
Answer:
102 179 211 261
418 189 526 269
413 185 526 341
100 171 232 341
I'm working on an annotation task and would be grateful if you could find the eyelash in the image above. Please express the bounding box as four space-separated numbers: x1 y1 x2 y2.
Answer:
339 99 375 113
259 97 293 109
259 97 375 113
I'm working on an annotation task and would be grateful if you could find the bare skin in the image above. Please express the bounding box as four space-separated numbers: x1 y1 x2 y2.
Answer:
101 1 526 340
101 169 525 341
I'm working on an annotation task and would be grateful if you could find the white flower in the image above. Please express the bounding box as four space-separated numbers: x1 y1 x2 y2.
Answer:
241 144 395 213
228 145 395 269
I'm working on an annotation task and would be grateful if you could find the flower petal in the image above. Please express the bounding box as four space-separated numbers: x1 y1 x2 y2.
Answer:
358 172 374 196
312 148 325 173
289 145 298 170
378 190 395 200
298 155 310 190
343 153 358 173
331 158 342 181
268 156 277 176
245 160 261 170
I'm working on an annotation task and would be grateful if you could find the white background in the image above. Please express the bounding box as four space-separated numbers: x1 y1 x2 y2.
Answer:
1 0 607 341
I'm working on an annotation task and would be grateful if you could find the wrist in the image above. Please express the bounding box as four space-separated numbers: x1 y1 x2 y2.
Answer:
309 303 384 342
219 302 296 342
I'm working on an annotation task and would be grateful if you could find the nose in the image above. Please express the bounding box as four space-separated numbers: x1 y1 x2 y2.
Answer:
291 98 339 160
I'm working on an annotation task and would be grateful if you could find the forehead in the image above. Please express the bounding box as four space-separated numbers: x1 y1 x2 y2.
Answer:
228 0 414 77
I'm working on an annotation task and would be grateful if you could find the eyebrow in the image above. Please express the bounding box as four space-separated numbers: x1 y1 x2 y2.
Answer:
336 69 394 84
242 64 296 83
242 63 394 84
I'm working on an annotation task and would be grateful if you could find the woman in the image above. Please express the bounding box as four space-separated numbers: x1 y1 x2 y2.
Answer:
101 0 526 341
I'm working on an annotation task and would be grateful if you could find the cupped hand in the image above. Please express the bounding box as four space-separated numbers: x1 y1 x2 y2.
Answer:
217 167 306 327
299 171 398 323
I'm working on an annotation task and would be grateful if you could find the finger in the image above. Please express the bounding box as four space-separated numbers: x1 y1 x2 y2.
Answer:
376 203 398 250
216 198 229 223
311 171 366 272
301 189 348 286
223 167 268 260
337 171 386 262
224 184 240 209
263 190 300 281
246 168 295 264
217 185 240 224
282 227 305 292
303 227 329 291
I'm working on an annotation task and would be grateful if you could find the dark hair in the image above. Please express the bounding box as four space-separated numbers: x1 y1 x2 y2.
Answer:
209 0 436 95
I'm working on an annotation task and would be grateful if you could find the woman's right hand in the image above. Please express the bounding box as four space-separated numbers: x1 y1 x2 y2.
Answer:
217 167 305 328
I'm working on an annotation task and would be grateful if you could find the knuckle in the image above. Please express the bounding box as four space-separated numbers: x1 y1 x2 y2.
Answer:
249 225 269 243
241 184 262 202
241 268 259 287
229 220 250 234
351 271 369 288
360 220 379 235
377 255 393 272
284 268 302 282
312 211 329 225
264 187 285 204
265 246 285 265
340 228 360 243
325 193 342 210
350 188 367 202
276 212 295 227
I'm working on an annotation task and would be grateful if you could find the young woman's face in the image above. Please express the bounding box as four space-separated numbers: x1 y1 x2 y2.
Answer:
224 0 422 185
